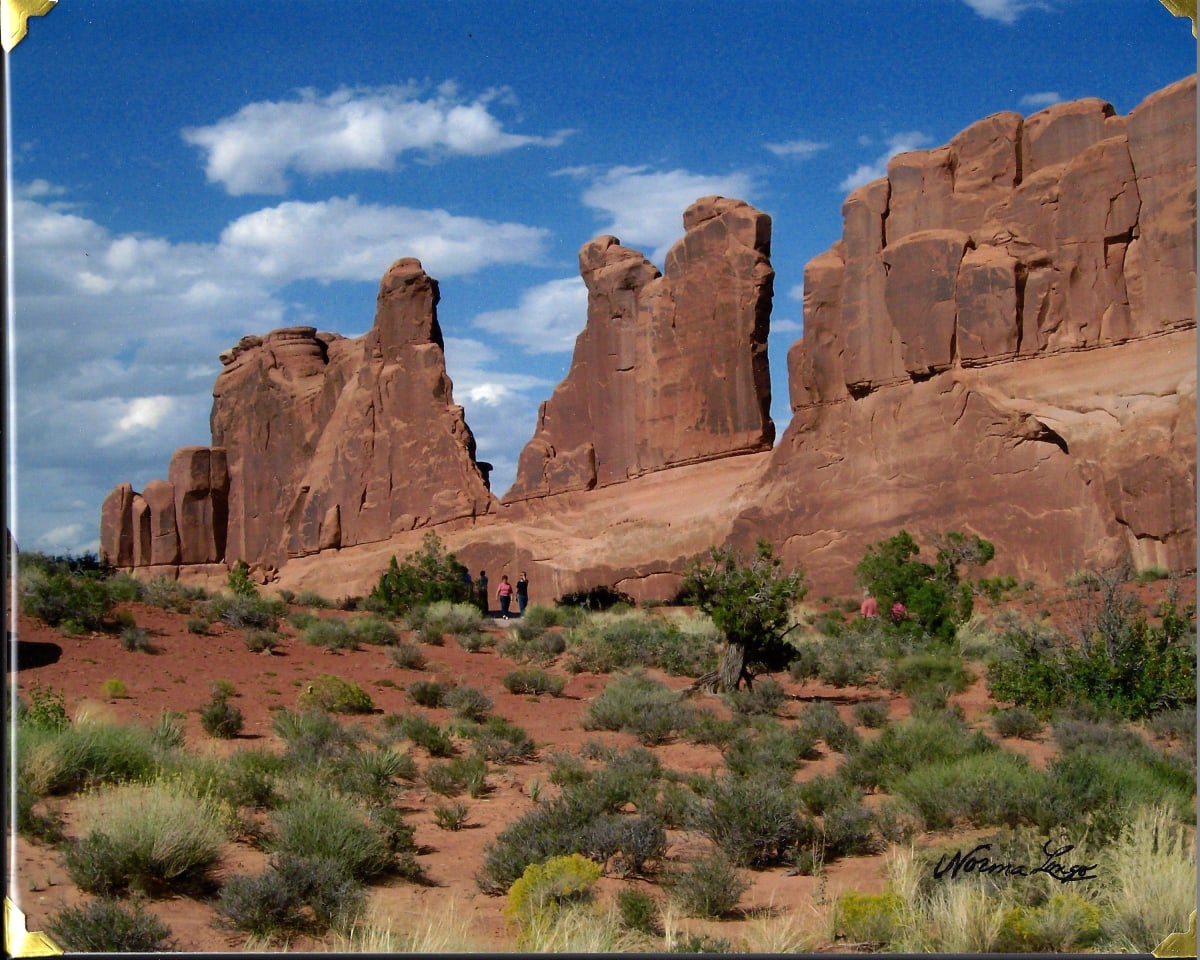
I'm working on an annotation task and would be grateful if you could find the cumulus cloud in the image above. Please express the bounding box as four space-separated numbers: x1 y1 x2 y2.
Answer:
220 197 550 282
1020 91 1063 109
961 0 1047 23
579 166 756 262
183 84 571 195
471 277 588 354
765 138 829 159
838 131 933 192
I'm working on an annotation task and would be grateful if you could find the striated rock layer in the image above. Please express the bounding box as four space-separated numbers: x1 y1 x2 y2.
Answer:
100 259 495 573
734 75 1196 590
505 196 775 501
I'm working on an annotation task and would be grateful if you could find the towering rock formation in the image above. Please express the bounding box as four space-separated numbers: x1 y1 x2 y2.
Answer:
100 258 495 573
505 197 775 500
737 75 1196 588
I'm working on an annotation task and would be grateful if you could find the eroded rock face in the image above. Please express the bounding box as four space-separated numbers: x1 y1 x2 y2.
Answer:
100 258 494 572
747 76 1197 589
505 196 775 501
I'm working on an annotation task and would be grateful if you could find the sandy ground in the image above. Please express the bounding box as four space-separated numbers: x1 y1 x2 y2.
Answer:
7 575 1191 952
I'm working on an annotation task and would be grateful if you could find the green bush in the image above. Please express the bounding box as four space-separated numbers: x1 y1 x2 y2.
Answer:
433 801 470 831
272 708 360 765
616 887 660 934
664 850 748 918
444 685 493 722
690 774 813 867
797 774 858 816
271 790 396 880
300 618 357 651
18 681 69 731
387 641 426 670
407 679 449 708
47 898 175 952
457 716 538 764
583 672 694 745
997 893 1103 952
297 675 374 714
892 751 1042 830
199 693 244 738
841 712 997 792
835 890 901 946
993 706 1042 739
424 754 488 797
64 780 226 895
244 629 280 653
216 853 366 937
722 723 817 782
20 567 114 631
367 533 472 616
503 668 566 697
581 813 667 877
19 720 161 796
205 591 283 630
385 713 457 757
797 701 861 753
296 589 334 608
882 652 973 696
852 698 890 728
477 796 604 894
227 561 259 598
724 675 788 716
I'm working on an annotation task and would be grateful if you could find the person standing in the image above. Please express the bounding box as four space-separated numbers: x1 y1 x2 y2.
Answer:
860 591 879 619
496 575 514 619
516 572 529 615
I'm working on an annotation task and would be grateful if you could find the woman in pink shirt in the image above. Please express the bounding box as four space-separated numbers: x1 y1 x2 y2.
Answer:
496 575 514 618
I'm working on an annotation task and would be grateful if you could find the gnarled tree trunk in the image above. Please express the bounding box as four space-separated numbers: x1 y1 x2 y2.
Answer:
690 641 748 694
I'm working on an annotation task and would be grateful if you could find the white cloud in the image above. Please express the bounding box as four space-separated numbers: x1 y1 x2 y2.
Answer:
471 277 588 354
580 166 756 262
1020 91 1063 109
220 197 550 282
33 523 85 550
765 139 829 159
773 318 803 335
183 84 571 195
838 131 933 192
112 396 175 435
787 283 805 301
961 0 1047 23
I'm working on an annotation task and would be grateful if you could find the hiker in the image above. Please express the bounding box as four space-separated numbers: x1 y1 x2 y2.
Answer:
891 600 907 623
516 572 529 615
496 575 514 619
477 570 489 614
860 591 879 619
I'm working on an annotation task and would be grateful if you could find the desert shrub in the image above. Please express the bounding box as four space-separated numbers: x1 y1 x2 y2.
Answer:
99 678 128 699
721 722 817 782
186 616 211 635
199 693 244 738
458 716 537 764
557 585 635 611
288 609 319 630
407 679 449 708
992 706 1042 739
434 801 470 831
797 774 859 816
295 589 333 608
216 853 366 938
227 561 259 598
505 854 603 946
987 591 1196 720
477 796 606 893
205 591 283 630
834 890 901 947
503 667 566 697
444 684 493 721
327 747 418 806
583 672 693 745
690 774 813 867
455 629 495 652
892 751 1041 830
683 708 742 747
996 893 1103 952
20 566 114 631
501 626 569 664
581 814 667 877
1147 705 1197 747
1136 564 1171 583
14 779 66 843
567 746 662 814
976 575 1021 604
565 610 680 674
117 624 153 652
368 533 472 616
300 617 357 651
386 713 457 757
657 611 724 676
244 628 280 653
853 698 890 728
142 576 207 612
297 675 374 714
47 898 175 952
883 651 973 696
616 887 660 934
413 599 485 634
664 850 748 918
272 707 360 765
724 675 788 716
19 681 70 731
217 748 287 809
872 796 924 845
64 780 226 895
797 701 861 753
387 641 426 669
424 754 488 797
840 711 997 792
270 789 395 880
19 720 161 796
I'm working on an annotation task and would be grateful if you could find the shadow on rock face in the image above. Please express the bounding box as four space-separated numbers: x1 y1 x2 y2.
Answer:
9 638 63 671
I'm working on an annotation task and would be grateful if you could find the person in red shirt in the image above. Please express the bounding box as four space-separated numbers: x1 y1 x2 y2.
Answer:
860 592 879 618
496 575 514 619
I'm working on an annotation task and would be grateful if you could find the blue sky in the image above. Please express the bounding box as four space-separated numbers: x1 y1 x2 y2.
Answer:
6 0 1195 556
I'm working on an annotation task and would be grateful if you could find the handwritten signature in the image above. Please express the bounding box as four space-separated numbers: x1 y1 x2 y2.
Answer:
933 840 1099 883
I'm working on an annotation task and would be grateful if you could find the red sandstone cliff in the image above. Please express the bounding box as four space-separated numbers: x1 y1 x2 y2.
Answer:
100 259 495 573
504 197 775 501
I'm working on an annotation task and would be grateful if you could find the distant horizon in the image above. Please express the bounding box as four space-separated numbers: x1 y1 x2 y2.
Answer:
7 1 1195 555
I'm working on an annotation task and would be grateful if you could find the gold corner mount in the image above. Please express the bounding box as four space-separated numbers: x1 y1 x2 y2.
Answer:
1158 0 1198 36
1 0 56 53
4 899 63 957
1153 909 1198 959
